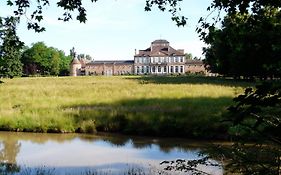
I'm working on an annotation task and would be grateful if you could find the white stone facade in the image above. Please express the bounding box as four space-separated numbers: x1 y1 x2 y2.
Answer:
70 39 206 76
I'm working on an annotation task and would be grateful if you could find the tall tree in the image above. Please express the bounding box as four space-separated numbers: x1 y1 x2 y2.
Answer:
185 53 193 60
203 8 281 78
222 82 281 174
21 42 70 76
0 17 24 78
58 50 72 76
85 54 92 61
49 47 60 75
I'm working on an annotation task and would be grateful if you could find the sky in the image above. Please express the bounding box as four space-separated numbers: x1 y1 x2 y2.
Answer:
0 0 213 60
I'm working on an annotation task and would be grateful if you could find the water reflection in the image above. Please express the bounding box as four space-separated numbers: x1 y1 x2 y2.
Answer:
0 136 21 174
0 132 223 175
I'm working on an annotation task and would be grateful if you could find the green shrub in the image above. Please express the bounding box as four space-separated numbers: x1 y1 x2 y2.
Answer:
78 120 97 134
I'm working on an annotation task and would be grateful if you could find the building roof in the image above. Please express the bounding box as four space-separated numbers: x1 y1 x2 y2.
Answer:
151 39 169 44
135 39 184 57
186 59 204 65
87 60 134 65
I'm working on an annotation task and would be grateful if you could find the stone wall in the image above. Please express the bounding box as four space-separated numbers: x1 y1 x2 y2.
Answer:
85 63 134 75
185 63 206 74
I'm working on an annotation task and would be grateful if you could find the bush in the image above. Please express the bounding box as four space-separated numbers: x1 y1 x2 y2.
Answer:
77 120 97 133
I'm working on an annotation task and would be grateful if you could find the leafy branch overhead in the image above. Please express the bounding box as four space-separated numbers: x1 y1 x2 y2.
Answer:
197 0 281 38
144 0 187 26
5 0 187 32
6 0 281 34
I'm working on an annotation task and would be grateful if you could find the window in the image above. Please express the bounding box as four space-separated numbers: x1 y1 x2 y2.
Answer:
158 66 161 73
144 66 147 73
135 58 138 63
164 66 167 72
170 66 173 73
137 66 140 74
175 66 179 73
141 66 144 73
164 57 168 63
180 66 184 73
180 57 183 62
175 57 179 62
152 66 155 72
144 57 147 63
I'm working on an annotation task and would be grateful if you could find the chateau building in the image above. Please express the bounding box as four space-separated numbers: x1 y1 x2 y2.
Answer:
70 39 206 76
134 39 186 75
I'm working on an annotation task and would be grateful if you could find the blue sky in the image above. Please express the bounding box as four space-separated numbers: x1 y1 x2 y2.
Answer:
1 0 213 60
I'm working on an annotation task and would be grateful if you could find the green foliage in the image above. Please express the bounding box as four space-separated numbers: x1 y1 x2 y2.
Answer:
0 16 24 78
21 42 71 76
209 0 281 15
6 0 49 32
58 50 72 76
145 0 187 26
227 82 281 143
78 120 97 134
203 8 281 78
222 82 281 174
197 1 281 173
184 53 193 60
78 53 92 61
160 158 220 174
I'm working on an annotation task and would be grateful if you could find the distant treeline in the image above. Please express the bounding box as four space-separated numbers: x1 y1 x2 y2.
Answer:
21 42 72 76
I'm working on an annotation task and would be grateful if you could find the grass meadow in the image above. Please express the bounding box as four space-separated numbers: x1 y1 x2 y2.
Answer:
0 76 254 138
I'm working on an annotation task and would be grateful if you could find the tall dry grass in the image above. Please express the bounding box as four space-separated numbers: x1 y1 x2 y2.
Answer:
0 76 251 137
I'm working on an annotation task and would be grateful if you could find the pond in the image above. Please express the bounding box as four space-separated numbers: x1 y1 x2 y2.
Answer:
0 132 223 175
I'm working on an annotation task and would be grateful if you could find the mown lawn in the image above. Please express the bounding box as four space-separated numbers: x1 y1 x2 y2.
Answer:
0 76 254 138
